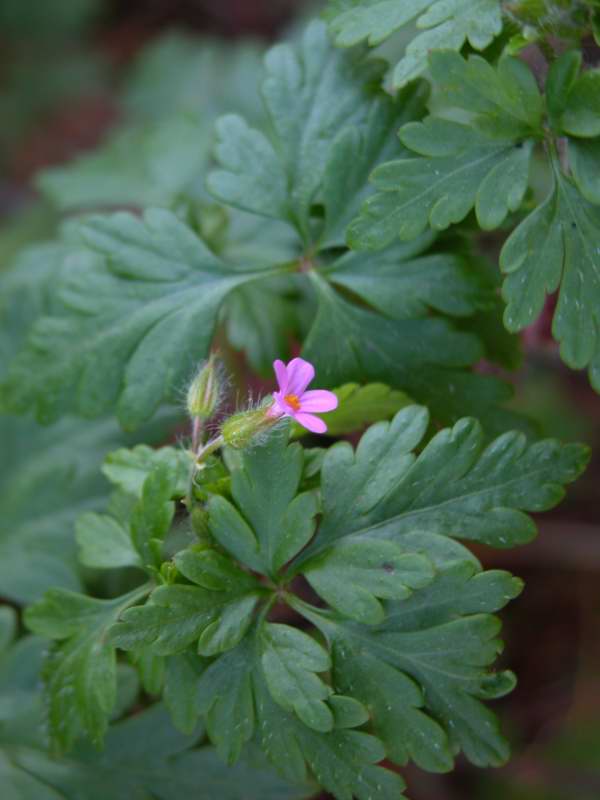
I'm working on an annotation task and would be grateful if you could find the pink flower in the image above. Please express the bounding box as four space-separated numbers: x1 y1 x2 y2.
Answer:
268 358 338 433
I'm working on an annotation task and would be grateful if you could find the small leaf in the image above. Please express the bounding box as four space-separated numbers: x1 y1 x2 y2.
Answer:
102 444 192 499
130 463 177 569
305 561 523 770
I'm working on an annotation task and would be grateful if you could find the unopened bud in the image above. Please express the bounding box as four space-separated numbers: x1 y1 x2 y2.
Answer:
220 404 279 450
187 354 220 420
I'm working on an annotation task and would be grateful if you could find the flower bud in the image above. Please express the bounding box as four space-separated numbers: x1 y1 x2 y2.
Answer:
187 354 220 420
220 404 278 450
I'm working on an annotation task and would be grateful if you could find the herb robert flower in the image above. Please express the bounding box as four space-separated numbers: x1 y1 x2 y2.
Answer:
268 358 338 433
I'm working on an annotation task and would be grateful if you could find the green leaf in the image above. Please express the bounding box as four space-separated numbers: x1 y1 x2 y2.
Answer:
129 648 165 695
0 415 125 604
37 115 211 212
260 624 334 732
294 405 588 566
208 428 318 575
304 540 434 624
129 463 176 569
253 667 406 800
197 636 256 764
75 512 141 570
348 52 542 250
545 50 581 128
569 137 600 204
325 0 503 87
305 560 522 769
102 444 192 499
224 281 302 375
1 602 305 798
108 549 261 656
163 652 204 734
24 585 150 750
326 241 496 318
501 170 600 391
561 67 600 137
207 21 412 245
302 273 528 436
122 32 264 127
199 634 405 799
0 208 271 428
0 243 73 375
77 451 185 571
293 382 412 437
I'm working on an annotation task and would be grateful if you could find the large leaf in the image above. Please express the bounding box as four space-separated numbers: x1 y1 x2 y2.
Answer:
0 209 275 428
196 631 406 800
0 623 308 800
293 405 588 566
207 21 423 245
300 559 522 770
0 415 127 604
325 0 503 87
349 51 543 251
37 116 210 213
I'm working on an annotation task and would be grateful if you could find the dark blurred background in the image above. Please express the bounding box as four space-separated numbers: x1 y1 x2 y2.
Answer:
1 1 599 798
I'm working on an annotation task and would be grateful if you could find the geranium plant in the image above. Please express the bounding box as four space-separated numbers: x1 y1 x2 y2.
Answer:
1 1 598 798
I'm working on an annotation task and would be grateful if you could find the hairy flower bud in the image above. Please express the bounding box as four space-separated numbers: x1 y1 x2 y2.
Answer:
220 404 278 450
187 354 220 420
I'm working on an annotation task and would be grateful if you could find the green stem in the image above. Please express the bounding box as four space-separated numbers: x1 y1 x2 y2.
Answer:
185 434 225 512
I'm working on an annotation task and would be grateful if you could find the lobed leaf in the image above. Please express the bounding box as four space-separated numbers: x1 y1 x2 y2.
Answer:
108 548 262 657
25 586 151 750
208 428 318 576
501 170 600 392
207 21 421 245
0 209 272 428
303 560 522 770
304 539 434 624
325 0 503 87
295 405 588 565
349 52 542 251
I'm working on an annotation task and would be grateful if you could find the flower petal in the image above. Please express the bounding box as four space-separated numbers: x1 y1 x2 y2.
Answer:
298 389 338 413
268 394 287 417
286 358 315 396
273 360 288 392
295 412 327 434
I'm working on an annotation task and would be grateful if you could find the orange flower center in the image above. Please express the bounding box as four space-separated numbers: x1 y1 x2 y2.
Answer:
284 393 301 412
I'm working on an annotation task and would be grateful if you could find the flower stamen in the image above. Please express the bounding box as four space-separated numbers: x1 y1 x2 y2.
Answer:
284 393 302 412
